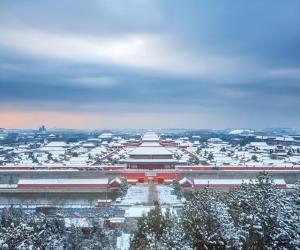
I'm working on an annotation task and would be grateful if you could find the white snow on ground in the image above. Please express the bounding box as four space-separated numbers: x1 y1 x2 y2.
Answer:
124 206 153 218
117 233 130 250
156 185 180 204
120 184 149 205
64 218 90 228
124 206 177 218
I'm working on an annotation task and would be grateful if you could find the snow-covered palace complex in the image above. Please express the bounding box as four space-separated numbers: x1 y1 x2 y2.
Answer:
0 129 299 190
1 128 300 249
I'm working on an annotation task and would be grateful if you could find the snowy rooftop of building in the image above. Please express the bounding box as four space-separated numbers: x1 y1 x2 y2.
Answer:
208 138 223 142
45 141 68 147
81 142 96 148
39 146 66 153
229 129 254 135
140 142 161 147
275 137 294 141
142 131 160 142
249 142 269 148
193 179 286 185
129 146 172 156
68 155 89 164
99 133 113 139
124 158 177 163
18 178 108 185
179 177 193 185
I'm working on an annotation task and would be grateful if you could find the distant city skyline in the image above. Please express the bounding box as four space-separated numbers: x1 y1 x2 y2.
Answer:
0 0 299 129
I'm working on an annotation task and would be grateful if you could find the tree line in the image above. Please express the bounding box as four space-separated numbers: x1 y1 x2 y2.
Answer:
131 173 300 250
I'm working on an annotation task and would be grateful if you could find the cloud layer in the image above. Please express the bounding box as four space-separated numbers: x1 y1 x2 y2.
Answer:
0 0 299 129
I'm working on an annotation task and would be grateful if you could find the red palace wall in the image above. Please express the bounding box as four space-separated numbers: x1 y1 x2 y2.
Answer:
121 173 181 183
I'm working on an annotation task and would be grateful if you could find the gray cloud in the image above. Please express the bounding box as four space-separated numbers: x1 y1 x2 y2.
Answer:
0 0 299 128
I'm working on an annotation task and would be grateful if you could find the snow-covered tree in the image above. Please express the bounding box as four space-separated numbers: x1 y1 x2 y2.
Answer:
119 177 129 198
207 152 214 161
0 207 118 250
227 172 300 249
292 179 300 217
181 188 240 249
159 215 191 250
130 202 174 250
171 179 182 198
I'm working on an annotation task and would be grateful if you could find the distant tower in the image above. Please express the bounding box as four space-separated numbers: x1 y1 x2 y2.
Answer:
38 125 47 133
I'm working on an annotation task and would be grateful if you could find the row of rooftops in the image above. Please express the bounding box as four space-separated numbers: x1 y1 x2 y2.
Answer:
141 131 160 142
2 129 300 167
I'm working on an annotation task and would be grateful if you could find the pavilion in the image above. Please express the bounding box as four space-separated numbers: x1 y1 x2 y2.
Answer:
125 131 177 170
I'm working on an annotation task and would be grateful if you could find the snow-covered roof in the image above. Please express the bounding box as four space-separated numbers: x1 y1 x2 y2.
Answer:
99 133 113 139
0 184 17 189
18 178 108 185
124 158 177 163
275 136 294 141
208 138 223 143
109 177 122 185
249 142 269 148
193 179 286 185
229 129 244 135
68 155 89 165
129 146 172 156
229 129 254 135
81 142 96 148
140 142 161 147
179 177 193 185
45 141 68 147
142 131 160 142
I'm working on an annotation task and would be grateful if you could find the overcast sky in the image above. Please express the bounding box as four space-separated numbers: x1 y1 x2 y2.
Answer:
0 0 299 129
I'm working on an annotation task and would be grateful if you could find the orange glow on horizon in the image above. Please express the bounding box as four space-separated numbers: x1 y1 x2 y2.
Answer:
0 111 90 129
0 110 233 129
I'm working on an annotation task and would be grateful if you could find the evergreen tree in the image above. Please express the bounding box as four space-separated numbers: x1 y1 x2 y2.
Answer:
171 179 182 198
130 202 172 250
119 177 129 198
159 215 191 250
227 172 300 249
207 152 214 161
181 188 240 249
0 207 117 250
